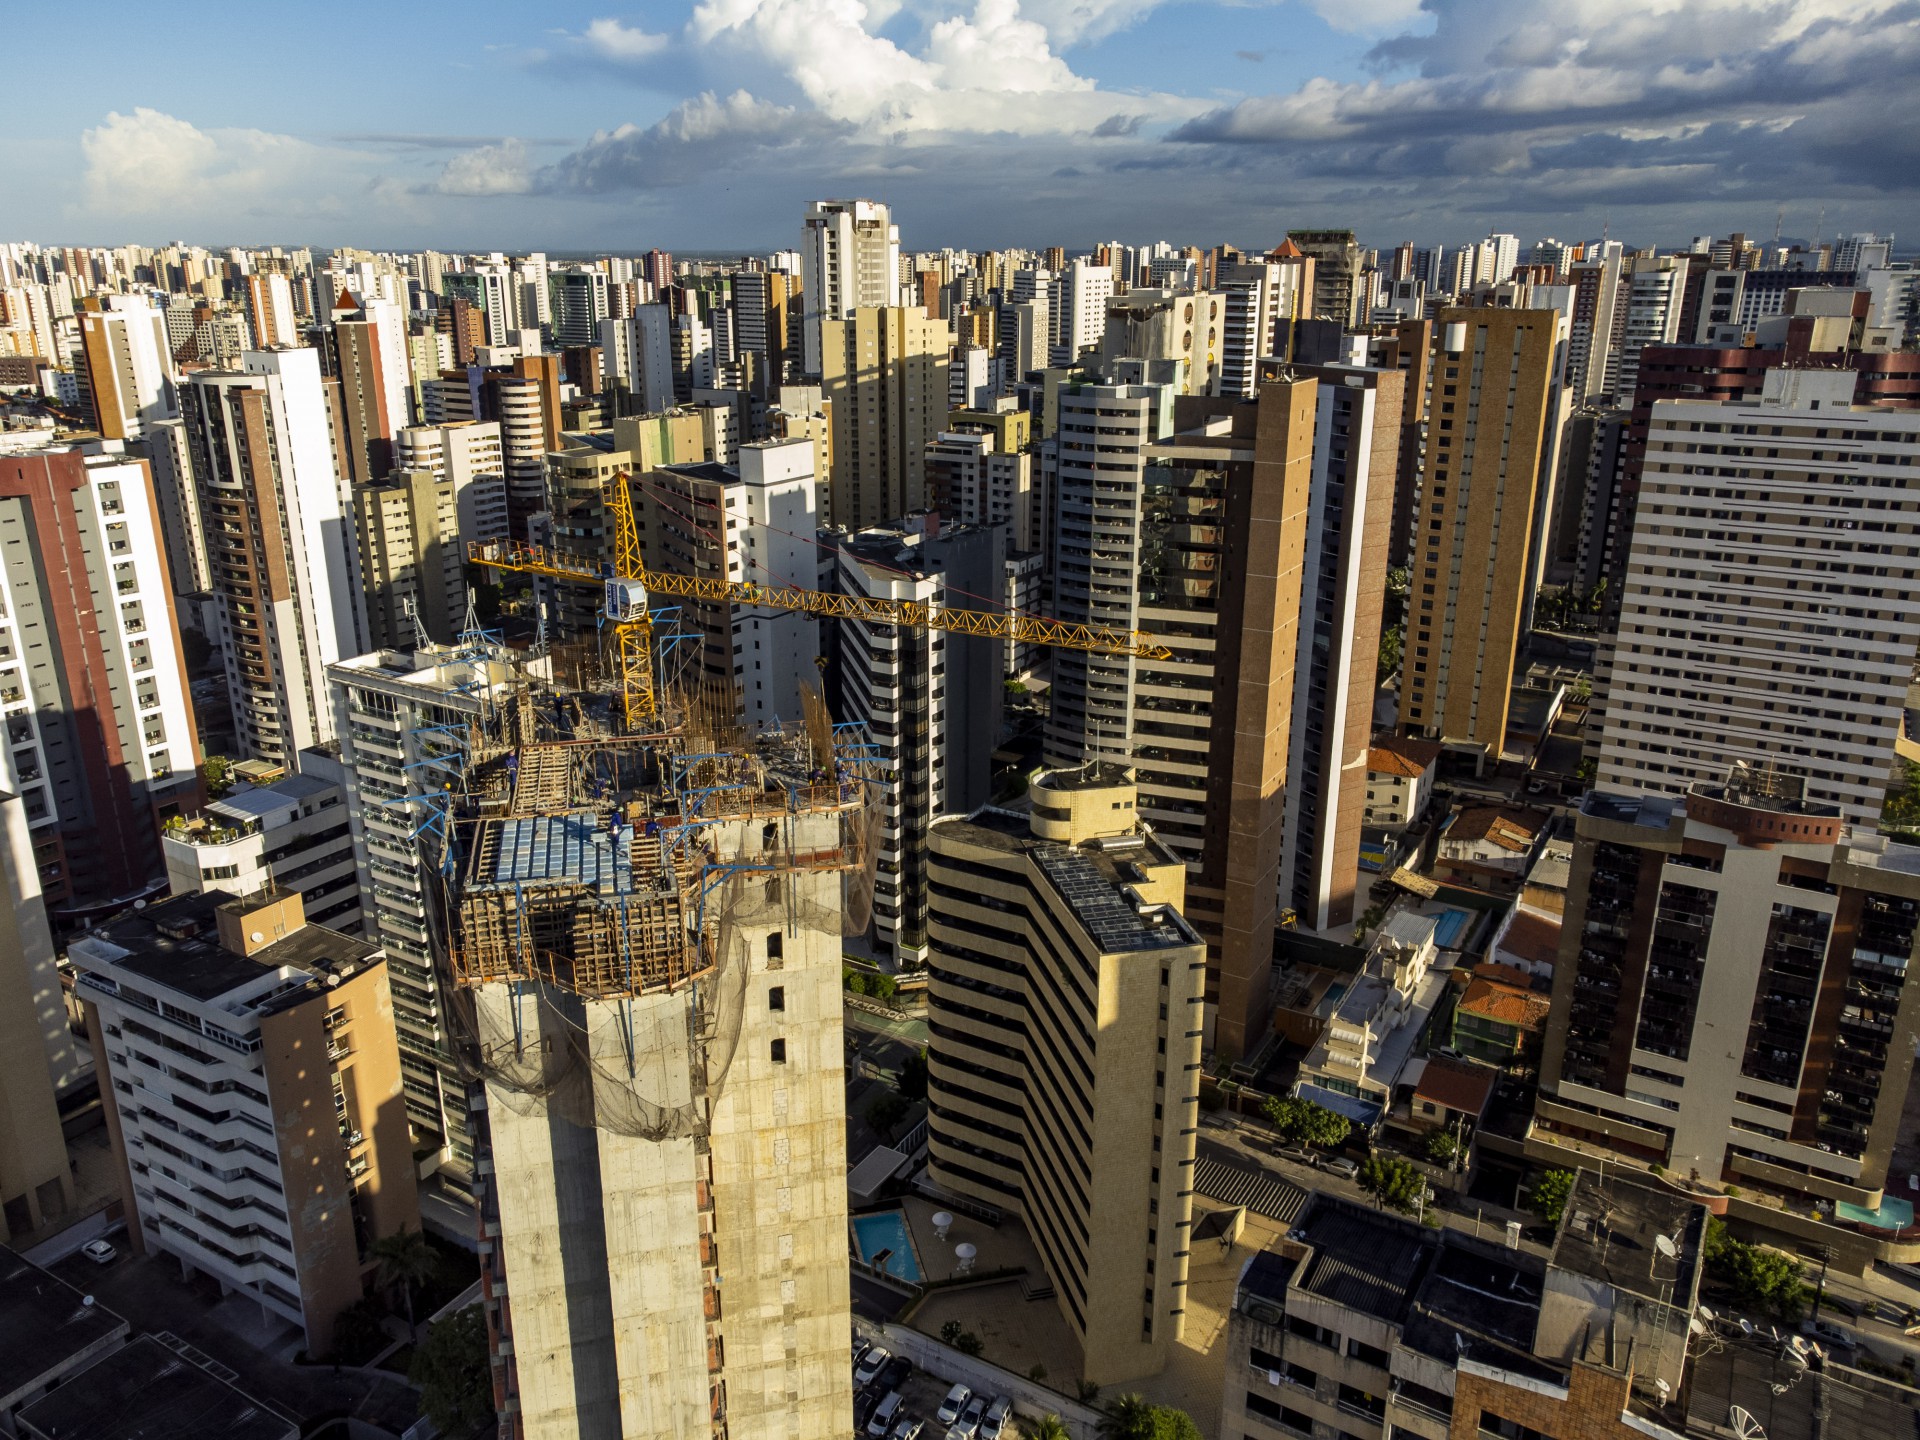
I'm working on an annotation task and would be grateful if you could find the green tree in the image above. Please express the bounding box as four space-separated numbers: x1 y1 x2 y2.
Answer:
409 1305 494 1436
1884 760 1920 834
373 1226 438 1341
844 967 869 995
940 1320 963 1344
1377 621 1404 681
1100 1394 1156 1440
1029 1418 1071 1440
955 1331 984 1357
1704 1219 1810 1320
1425 1129 1459 1166
865 1091 909 1143
1359 1155 1425 1212
1262 1094 1351 1151
897 1049 929 1101
1076 1379 1103 1403
1528 1169 1577 1228
869 973 898 1005
1149 1408 1204 1440
202 754 235 798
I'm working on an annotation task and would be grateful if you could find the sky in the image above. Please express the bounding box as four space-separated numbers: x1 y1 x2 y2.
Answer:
9 0 1920 255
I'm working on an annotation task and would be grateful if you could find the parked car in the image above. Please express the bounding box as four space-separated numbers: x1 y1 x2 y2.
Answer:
855 1389 881 1431
1320 1156 1360 1181
868 1390 904 1435
890 1420 924 1440
953 1394 988 1438
853 1337 871 1367
877 1355 912 1394
854 1346 889 1388
1801 1319 1857 1352
979 1396 1013 1440
80 1239 117 1266
936 1383 972 1426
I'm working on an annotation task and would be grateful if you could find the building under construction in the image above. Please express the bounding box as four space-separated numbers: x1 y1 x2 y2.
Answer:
399 636 868 1440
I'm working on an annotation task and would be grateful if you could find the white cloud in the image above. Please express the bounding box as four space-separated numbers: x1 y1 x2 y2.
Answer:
435 139 534 195
1298 0 1423 32
582 16 671 59
81 108 314 212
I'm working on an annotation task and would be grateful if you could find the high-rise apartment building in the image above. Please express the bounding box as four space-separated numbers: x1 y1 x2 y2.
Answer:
76 297 175 440
828 522 1004 966
1565 250 1622 404
0 443 199 921
0 787 77 1241
73 889 419 1351
451 742 856 1438
133 419 210 598
181 350 360 764
801 199 901 376
549 266 608 347
1280 363 1405 931
331 295 411 486
355 468 465 648
819 305 952 528
1596 369 1920 825
1051 258 1113 366
1287 230 1363 328
1605 259 1685 400
730 269 795 395
327 642 523 1167
1047 378 1317 1057
245 271 298 349
1534 773 1920 1270
396 420 510 543
633 439 821 728
1400 310 1558 760
925 768 1205 1384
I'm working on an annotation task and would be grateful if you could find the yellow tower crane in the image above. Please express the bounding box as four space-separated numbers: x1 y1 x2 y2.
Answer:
469 472 1172 729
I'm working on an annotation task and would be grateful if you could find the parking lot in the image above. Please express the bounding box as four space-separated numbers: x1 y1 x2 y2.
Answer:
851 1336 1028 1439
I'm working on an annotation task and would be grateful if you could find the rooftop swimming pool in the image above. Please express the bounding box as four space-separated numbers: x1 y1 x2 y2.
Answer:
852 1209 923 1283
1432 908 1470 948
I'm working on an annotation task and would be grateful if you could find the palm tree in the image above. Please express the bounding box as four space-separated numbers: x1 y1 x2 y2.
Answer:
373 1226 438 1341
1029 1418 1072 1440
1098 1393 1154 1440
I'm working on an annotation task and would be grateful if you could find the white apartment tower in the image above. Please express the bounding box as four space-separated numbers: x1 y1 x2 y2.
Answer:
77 297 175 440
801 199 901 376
397 421 511 544
1596 368 1920 827
181 349 359 766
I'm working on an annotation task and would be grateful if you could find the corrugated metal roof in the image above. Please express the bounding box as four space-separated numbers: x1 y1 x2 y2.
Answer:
484 813 634 893
1194 1149 1308 1225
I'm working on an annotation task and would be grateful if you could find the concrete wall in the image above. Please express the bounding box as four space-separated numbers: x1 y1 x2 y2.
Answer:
856 1316 1105 1440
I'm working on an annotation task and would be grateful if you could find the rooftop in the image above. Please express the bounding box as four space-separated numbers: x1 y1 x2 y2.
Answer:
1377 911 1439 952
1443 806 1543 852
1579 791 1680 829
1412 1057 1497 1118
1369 735 1443 777
0 1248 128 1407
1032 842 1196 953
1401 1238 1552 1375
1493 910 1562 970
77 892 377 1013
1550 1171 1705 1304
1683 1336 1920 1440
1459 969 1553 1030
207 771 337 824
17 1334 295 1440
1291 1196 1438 1322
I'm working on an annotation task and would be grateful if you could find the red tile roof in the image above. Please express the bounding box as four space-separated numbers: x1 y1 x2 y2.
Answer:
1369 735 1443 777
1495 910 1562 968
1415 1058 1496 1118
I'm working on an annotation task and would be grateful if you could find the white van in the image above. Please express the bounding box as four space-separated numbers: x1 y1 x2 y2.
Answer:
868 1390 903 1436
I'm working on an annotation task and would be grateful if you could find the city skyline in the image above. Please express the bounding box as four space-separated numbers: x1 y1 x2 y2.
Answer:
12 0 1920 251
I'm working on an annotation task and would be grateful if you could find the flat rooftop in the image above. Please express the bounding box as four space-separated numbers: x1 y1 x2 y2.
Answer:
1551 1171 1704 1303
1683 1337 1920 1440
1580 791 1679 828
0 1248 128 1407
1290 1196 1438 1323
477 812 637 893
17 1334 294 1440
1407 1239 1545 1362
84 892 378 1012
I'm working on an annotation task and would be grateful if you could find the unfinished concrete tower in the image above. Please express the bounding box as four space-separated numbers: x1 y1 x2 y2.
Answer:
446 736 860 1439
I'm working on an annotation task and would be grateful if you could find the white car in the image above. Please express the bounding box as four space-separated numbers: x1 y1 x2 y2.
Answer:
979 1396 1012 1439
952 1395 987 1438
1320 1156 1360 1181
936 1382 972 1425
853 1346 889 1389
80 1239 117 1266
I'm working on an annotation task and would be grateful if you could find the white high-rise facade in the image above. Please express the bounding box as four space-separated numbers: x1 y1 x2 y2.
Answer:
800 199 900 376
1597 368 1920 827
181 349 358 764
397 421 510 544
77 296 175 440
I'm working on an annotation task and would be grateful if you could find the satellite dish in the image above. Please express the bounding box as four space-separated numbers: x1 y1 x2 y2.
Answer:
82 1295 94 1307
1729 1404 1769 1440
249 930 265 944
1739 1318 1756 1337
1655 1378 1671 1401
1697 1305 1716 1324
133 899 147 910
1656 1234 1678 1259
1690 1318 1707 1337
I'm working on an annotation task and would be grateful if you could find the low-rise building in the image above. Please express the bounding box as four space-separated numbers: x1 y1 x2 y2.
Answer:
16 1334 295 1440
161 767 360 932
1296 912 1444 1126
1364 737 1441 830
1450 964 1552 1068
0 1245 129 1425
1222 1173 1708 1440
71 889 419 1352
1434 806 1546 890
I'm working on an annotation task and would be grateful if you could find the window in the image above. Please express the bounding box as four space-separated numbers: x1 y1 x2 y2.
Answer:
767 931 783 961
768 986 785 1011
770 1038 787 1064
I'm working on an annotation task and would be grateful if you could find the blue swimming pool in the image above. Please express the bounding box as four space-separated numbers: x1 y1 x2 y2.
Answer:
1432 908 1470 948
853 1210 923 1282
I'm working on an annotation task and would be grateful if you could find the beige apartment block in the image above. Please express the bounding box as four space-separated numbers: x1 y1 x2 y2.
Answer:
1401 309 1558 760
820 305 953 528
925 768 1206 1386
